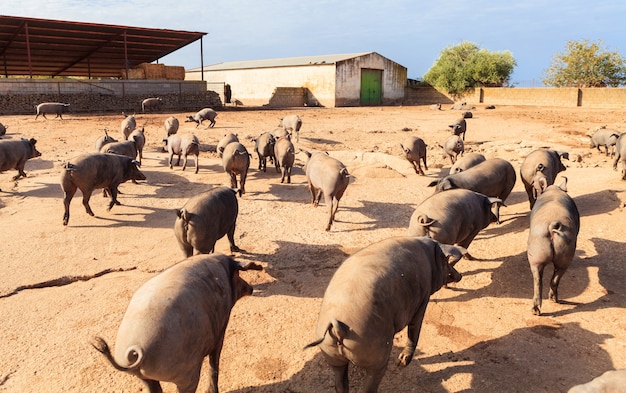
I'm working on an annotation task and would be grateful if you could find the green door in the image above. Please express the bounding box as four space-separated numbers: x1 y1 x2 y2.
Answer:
360 69 382 105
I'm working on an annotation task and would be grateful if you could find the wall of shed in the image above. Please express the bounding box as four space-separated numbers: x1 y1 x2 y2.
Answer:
186 65 336 107
335 53 407 107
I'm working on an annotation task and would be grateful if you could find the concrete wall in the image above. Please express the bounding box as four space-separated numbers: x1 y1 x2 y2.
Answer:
0 79 207 96
186 65 336 107
335 53 407 106
405 86 626 108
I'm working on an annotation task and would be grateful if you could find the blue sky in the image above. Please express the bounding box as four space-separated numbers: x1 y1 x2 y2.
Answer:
3 1 624 86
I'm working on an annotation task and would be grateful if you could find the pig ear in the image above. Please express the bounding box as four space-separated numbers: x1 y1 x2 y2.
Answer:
557 151 570 160
29 138 37 145
299 149 311 158
556 176 568 192
439 244 467 264
237 261 263 271
427 179 439 187
132 160 141 167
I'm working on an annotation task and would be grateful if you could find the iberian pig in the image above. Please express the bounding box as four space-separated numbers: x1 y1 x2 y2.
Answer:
273 128 291 140
100 139 138 161
279 114 302 142
217 133 239 158
305 236 464 393
407 189 502 259
164 116 179 136
34 102 69 120
164 134 200 173
429 158 517 203
60 153 146 226
222 142 250 195
589 126 620 156
449 152 486 174
400 136 428 175
520 149 568 209
527 179 580 315
174 186 240 256
92 253 262 393
253 132 276 172
128 127 146 164
186 107 217 128
141 97 162 112
0 138 41 191
274 135 295 183
442 134 464 164
121 112 136 140
94 130 117 152
302 150 350 231
448 117 467 141
0 122 7 136
613 133 626 180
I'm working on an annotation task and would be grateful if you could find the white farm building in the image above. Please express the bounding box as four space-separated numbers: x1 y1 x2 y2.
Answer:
185 52 408 107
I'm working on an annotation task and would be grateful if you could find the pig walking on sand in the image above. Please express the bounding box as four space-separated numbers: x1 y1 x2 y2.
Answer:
429 158 517 203
0 138 42 191
60 153 146 225
400 136 428 175
274 135 295 183
253 132 276 172
612 133 626 180
302 150 350 231
34 102 70 120
279 114 302 142
222 142 250 195
305 236 464 393
174 186 241 257
164 116 179 137
92 253 262 393
94 130 117 152
527 179 579 315
186 108 217 128
217 133 239 158
121 113 136 140
520 149 568 209
442 134 464 164
407 189 502 259
449 152 486 174
164 134 200 173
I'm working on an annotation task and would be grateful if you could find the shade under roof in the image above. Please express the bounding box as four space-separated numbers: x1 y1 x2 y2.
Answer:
0 15 206 78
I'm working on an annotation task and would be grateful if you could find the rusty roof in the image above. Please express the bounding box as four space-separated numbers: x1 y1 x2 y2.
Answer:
0 15 206 78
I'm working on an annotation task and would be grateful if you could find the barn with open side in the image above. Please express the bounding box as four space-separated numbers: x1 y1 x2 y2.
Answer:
186 52 408 108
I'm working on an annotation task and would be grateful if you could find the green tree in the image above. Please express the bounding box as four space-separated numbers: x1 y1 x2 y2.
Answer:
423 41 516 96
542 40 626 87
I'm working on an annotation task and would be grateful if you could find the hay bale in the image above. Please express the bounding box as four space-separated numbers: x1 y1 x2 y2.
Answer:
139 63 166 80
165 66 186 80
121 68 145 79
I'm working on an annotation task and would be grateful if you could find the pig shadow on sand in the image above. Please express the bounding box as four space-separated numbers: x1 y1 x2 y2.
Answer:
440 248 595 315
335 199 416 231
3 179 62 199
239 240 348 299
574 188 623 217
226 322 612 392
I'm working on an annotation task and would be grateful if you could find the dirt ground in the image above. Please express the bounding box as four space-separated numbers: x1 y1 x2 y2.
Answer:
0 103 625 393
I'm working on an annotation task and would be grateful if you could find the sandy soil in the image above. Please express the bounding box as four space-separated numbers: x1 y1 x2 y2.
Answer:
0 104 625 393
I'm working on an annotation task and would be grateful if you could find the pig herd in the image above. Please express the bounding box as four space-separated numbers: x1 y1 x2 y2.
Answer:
0 104 622 393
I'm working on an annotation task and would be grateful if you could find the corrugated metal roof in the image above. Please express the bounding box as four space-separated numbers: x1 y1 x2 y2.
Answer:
188 52 374 72
0 15 206 78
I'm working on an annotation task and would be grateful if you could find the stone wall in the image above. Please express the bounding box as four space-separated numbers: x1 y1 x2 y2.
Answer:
0 91 222 115
0 79 222 115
